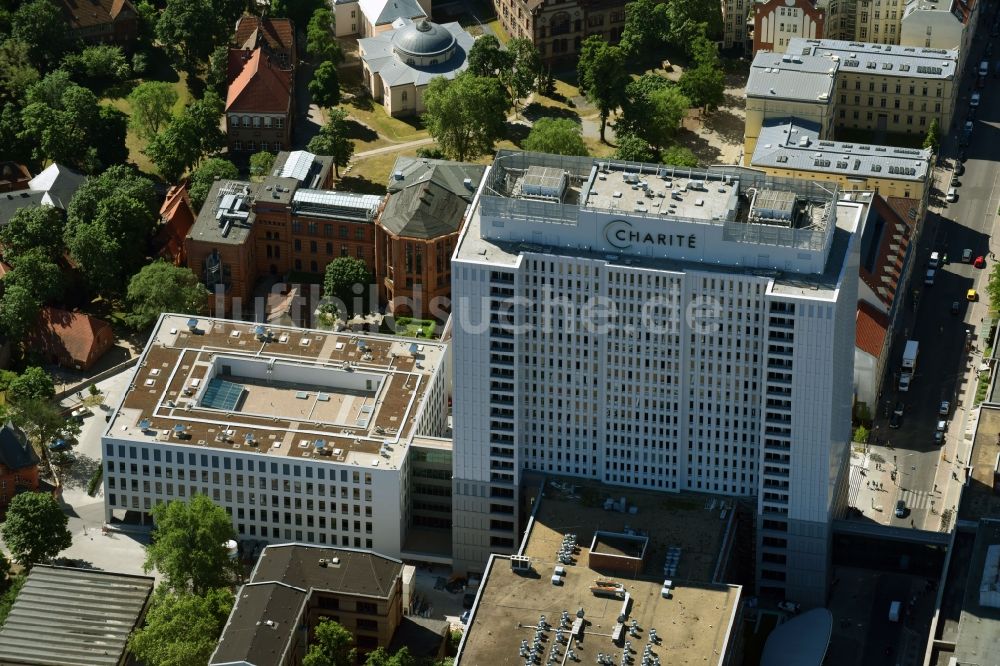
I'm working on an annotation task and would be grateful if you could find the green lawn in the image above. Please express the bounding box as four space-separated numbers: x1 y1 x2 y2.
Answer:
102 71 194 176
390 316 437 338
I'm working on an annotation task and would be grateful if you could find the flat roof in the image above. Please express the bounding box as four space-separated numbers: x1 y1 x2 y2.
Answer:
960 406 1000 521
752 119 932 182
456 477 742 666
788 38 958 79
747 51 838 101
0 565 154 666
953 519 1000 664
106 314 446 469
189 179 258 246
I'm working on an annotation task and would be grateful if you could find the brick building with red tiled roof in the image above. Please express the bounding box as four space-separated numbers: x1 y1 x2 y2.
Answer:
59 0 138 48
225 47 294 155
30 307 114 371
233 16 295 68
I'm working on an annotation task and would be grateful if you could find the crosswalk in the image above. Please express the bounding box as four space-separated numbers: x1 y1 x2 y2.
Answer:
898 487 937 511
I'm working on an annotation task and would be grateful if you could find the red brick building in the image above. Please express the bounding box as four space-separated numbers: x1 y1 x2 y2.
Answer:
0 423 41 519
234 15 296 68
59 0 138 48
30 307 114 371
751 0 825 55
185 152 383 316
226 47 295 155
375 157 485 318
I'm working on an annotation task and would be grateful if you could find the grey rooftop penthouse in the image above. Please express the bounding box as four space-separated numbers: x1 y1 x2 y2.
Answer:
787 37 958 79
463 151 841 275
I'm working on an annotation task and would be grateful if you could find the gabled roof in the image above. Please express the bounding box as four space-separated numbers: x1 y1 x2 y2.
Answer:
380 179 468 240
158 185 195 260
59 0 136 30
859 195 916 310
856 301 890 358
234 15 295 55
33 307 113 366
226 48 293 114
360 0 427 26
0 565 154 666
27 163 87 210
0 422 38 472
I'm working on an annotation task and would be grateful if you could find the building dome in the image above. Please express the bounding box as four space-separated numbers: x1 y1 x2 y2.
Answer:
392 19 456 60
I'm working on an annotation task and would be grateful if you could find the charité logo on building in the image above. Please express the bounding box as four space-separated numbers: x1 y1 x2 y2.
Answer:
604 219 697 250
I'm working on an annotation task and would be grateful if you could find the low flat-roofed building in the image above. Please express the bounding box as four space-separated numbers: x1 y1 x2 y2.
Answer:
749 119 932 200
102 314 450 561
950 518 1000 665
455 477 743 665
0 565 154 666
744 52 838 160
210 543 445 664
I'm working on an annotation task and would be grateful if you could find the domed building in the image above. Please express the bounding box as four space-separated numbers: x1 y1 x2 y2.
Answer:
358 17 474 117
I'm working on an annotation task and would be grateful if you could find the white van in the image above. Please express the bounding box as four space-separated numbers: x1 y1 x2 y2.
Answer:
929 251 940 268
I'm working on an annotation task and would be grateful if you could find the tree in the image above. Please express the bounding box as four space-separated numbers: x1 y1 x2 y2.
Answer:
923 118 941 153
666 0 722 45
272 0 326 31
662 144 699 167
65 165 158 294
0 205 65 260
145 92 226 182
95 104 130 168
206 45 230 97
7 399 81 454
576 36 629 142
306 8 343 64
157 0 243 70
617 75 689 151
523 117 588 156
126 262 208 330
0 550 10 584
422 73 506 161
467 35 511 78
987 261 1000 315
249 151 276 181
61 45 131 88
0 492 72 568
690 34 721 69
678 64 724 112
365 647 415 666
128 587 234 666
0 39 39 106
188 158 239 211
323 256 371 317
503 38 543 112
613 133 654 162
5 248 64 303
128 82 179 140
144 495 239 595
618 0 670 62
303 618 356 666
307 108 355 178
0 284 40 343
6 367 55 402
11 0 69 71
309 60 341 108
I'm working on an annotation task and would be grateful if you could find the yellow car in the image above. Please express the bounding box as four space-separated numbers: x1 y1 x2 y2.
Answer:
967 289 978 302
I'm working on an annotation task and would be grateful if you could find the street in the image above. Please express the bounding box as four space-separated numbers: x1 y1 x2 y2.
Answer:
864 23 1000 531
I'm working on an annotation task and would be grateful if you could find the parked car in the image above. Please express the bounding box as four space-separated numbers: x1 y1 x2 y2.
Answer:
975 256 986 269
955 162 965 176
895 500 907 518
971 92 982 107
939 401 950 416
946 188 958 203
951 301 961 315
934 430 944 445
968 289 979 302
893 401 905 417
70 407 91 422
963 248 973 263
951 176 961 187
48 439 71 452
936 419 947 432
925 269 936 285
889 413 902 429
899 374 912 391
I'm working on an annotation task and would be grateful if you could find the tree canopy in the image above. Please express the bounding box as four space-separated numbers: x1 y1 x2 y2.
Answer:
188 157 239 211
576 36 629 142
617 74 689 152
467 35 541 112
523 117 588 156
128 81 179 140
128 587 234 666
923 118 941 153
272 0 326 31
145 91 226 183
0 38 40 106
3 248 64 304
0 205 65 260
6 366 55 402
364 647 415 666
323 256 371 317
250 151 276 181
0 492 72 568
7 399 81 458
303 618 356 666
678 64 724 112
11 0 69 72
306 8 343 64
307 108 354 178
422 72 507 161
65 165 158 295
662 144 699 167
0 284 40 343
144 495 239 595
126 261 208 330
309 60 341 108
156 0 244 70
618 0 670 62
61 45 131 89
613 133 655 163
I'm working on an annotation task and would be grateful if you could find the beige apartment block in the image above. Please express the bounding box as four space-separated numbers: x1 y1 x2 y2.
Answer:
722 0 752 49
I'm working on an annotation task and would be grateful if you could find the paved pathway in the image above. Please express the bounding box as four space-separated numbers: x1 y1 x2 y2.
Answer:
353 137 436 159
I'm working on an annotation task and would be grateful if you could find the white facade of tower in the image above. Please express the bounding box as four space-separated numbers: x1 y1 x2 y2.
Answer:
451 152 861 606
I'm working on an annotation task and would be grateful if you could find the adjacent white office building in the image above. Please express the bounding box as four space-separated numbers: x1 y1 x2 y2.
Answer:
451 151 864 606
102 314 451 563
